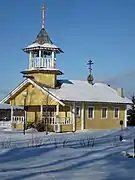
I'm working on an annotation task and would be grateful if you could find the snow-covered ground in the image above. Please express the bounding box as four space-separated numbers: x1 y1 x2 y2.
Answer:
0 127 135 180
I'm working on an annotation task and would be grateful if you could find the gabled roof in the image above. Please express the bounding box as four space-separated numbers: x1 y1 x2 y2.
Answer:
49 80 132 104
34 28 53 45
0 78 65 106
0 79 132 106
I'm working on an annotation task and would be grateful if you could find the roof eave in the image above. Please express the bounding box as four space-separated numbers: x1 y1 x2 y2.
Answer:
59 99 132 105
20 69 63 75
0 78 65 107
23 47 64 54
0 79 29 104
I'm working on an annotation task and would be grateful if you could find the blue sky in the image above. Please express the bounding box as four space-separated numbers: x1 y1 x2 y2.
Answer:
0 0 135 98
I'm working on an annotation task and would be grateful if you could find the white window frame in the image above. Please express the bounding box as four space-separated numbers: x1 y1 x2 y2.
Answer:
101 107 108 119
75 106 80 117
113 107 120 119
88 106 94 119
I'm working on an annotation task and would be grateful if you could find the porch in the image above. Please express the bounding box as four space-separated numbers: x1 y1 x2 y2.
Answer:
11 104 76 132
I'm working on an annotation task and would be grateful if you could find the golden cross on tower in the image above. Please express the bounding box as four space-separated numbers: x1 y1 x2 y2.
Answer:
41 4 46 29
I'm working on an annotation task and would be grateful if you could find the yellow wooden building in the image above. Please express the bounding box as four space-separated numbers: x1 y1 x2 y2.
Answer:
0 5 132 132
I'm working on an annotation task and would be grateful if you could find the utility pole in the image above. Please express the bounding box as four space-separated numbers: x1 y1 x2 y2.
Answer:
23 91 27 135
45 88 49 135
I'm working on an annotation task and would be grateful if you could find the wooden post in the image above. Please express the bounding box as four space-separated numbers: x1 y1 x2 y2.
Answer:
81 102 84 130
52 52 54 68
55 104 60 132
45 90 49 135
40 105 43 121
56 104 59 116
39 50 41 58
23 91 28 135
124 106 127 128
11 106 13 128
23 97 27 135
70 105 72 124
72 102 76 132
29 51 32 69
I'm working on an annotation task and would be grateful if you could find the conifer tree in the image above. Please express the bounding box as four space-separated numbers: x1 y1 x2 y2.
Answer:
127 95 135 126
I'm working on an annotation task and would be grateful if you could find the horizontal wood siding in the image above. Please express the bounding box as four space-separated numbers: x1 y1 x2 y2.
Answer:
61 125 73 132
10 84 58 106
85 103 126 129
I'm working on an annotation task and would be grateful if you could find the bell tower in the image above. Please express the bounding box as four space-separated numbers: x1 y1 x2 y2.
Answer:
21 4 64 88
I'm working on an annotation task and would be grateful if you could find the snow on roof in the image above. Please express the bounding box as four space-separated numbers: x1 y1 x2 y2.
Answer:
24 42 59 49
24 67 63 72
32 67 61 71
48 80 132 104
0 79 131 106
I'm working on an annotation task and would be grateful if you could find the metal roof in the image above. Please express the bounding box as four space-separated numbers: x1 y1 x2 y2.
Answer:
34 28 53 45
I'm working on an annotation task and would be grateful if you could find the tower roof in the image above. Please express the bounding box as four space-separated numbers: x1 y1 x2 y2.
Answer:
34 28 53 45
23 4 63 53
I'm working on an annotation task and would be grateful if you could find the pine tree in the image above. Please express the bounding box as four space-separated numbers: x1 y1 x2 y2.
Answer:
127 95 135 126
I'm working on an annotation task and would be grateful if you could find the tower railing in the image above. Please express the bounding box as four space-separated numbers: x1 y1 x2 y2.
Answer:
30 57 56 69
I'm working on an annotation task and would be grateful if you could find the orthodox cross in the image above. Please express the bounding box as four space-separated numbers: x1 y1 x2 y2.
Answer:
87 60 93 74
41 4 46 29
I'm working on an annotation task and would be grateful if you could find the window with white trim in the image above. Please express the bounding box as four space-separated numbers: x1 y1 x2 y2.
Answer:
88 107 94 119
114 107 119 119
101 107 108 119
76 106 80 117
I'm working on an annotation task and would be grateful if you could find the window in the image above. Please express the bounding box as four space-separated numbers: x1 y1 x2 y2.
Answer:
76 106 80 117
88 107 94 119
114 107 119 119
101 107 108 119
